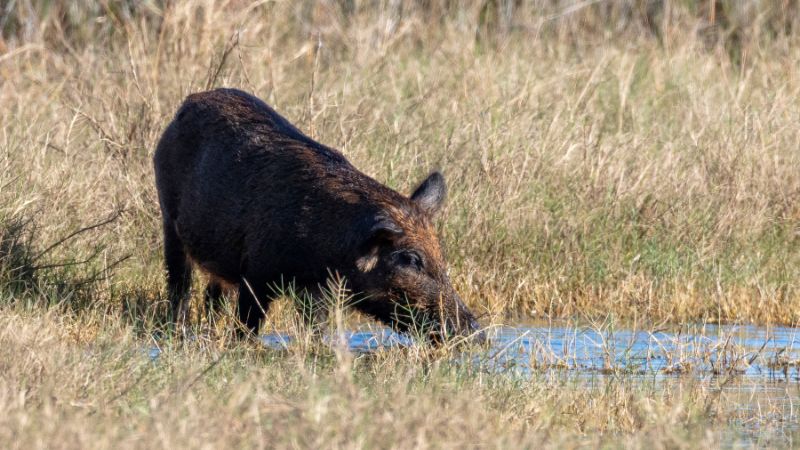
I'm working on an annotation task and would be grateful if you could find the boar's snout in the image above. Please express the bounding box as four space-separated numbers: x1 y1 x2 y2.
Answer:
469 319 487 346
428 292 485 345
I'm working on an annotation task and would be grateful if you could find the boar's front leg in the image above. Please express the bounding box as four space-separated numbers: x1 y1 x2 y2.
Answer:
237 279 271 338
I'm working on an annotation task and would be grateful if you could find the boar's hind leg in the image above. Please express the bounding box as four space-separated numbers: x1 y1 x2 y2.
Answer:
163 220 192 328
236 281 270 338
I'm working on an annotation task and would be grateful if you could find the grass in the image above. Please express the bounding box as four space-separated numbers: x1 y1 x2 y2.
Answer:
2 1 799 326
1 1 800 448
2 305 798 449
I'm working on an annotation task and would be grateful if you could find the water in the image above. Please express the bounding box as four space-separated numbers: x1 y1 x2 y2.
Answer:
482 324 800 379
248 323 800 380
259 329 413 353
146 323 800 381
146 323 800 446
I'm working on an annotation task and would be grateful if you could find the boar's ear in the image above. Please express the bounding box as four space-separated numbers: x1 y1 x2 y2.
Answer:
411 171 446 216
356 217 402 273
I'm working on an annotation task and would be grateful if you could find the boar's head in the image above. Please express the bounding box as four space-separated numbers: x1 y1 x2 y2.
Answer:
350 172 483 344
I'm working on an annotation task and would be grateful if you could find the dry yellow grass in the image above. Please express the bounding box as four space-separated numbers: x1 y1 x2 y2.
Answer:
2 1 798 327
0 4 799 446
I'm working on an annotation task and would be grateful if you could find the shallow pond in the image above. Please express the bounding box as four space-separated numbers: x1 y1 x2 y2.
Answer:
149 323 800 446
258 323 800 380
264 323 800 446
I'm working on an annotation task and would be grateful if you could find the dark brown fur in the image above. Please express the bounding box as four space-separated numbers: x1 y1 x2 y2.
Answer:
153 88 480 341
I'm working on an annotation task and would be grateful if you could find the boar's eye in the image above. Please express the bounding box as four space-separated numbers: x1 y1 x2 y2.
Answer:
395 250 423 271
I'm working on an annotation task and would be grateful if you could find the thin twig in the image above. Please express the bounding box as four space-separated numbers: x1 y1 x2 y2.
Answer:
31 246 106 270
205 32 240 90
68 254 132 287
33 211 122 261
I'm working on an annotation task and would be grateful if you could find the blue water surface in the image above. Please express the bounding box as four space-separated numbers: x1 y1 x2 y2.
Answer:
146 323 800 380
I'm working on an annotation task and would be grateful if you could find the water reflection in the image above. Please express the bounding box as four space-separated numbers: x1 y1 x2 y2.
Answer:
258 330 412 352
482 324 800 379
146 323 800 380
248 323 800 380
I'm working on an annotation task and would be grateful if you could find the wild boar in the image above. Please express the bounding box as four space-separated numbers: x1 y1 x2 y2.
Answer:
153 88 481 342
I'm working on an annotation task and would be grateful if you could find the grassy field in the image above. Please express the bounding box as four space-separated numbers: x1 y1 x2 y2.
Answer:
3 305 800 449
1 1 800 448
